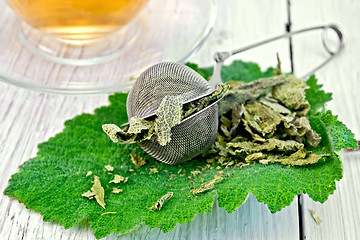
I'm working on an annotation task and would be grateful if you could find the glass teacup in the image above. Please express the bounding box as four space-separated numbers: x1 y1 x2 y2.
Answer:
6 0 149 65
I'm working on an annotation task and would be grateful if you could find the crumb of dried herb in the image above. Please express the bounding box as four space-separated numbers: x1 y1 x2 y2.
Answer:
130 154 147 168
112 188 123 194
150 168 158 174
100 212 117 216
150 192 173 211
191 171 224 194
310 210 323 225
191 170 202 177
105 165 114 172
109 175 127 184
82 190 95 199
82 176 106 209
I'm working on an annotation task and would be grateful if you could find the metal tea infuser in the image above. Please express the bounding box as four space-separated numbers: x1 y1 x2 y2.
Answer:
124 24 344 164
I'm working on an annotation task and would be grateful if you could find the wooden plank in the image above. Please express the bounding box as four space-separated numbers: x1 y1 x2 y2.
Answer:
0 0 301 239
291 0 360 239
290 0 360 139
301 153 360 240
117 194 299 240
0 85 109 240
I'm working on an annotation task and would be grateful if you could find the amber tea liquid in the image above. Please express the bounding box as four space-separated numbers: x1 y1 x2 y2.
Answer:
6 0 148 44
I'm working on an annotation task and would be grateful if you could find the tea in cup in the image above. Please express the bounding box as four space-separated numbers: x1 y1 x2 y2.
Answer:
6 0 149 64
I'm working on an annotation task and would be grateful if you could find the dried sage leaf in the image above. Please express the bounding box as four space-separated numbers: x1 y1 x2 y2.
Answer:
245 152 267 162
310 210 323 225
191 170 202 177
150 168 159 174
271 75 310 115
150 192 173 211
112 188 123 194
100 212 117 216
102 124 137 144
191 171 224 194
155 95 183 146
243 102 283 137
219 75 287 115
242 118 266 142
82 190 96 199
92 176 106 208
82 176 106 208
182 84 229 119
127 118 153 134
130 154 147 168
105 165 114 172
259 150 327 166
81 176 106 209
109 174 127 184
259 97 292 115
228 139 304 155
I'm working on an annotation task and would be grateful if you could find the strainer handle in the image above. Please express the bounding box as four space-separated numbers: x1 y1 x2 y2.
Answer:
208 24 344 89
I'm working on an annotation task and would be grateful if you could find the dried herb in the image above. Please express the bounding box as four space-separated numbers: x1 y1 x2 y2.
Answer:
150 168 159 174
102 84 228 147
182 84 229 119
81 191 96 199
219 76 286 115
82 176 106 209
155 95 184 146
272 75 310 115
104 165 114 172
100 212 117 216
191 170 202 177
310 210 323 225
130 154 147 168
112 188 123 194
109 175 127 184
258 150 328 166
207 74 324 166
191 171 224 194
150 192 173 211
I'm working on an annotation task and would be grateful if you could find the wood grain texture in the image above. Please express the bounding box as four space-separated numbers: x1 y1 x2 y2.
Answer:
291 0 360 239
301 153 360 240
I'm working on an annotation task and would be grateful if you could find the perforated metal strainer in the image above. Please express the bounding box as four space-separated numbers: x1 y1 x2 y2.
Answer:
127 62 220 164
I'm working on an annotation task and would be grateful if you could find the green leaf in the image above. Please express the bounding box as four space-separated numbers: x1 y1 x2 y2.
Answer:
306 75 333 115
309 110 359 151
185 62 213 80
4 61 357 239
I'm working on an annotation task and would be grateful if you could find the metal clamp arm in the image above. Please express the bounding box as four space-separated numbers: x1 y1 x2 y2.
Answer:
208 24 345 88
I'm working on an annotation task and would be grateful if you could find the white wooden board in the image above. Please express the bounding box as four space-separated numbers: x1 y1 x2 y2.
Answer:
291 0 360 239
3 0 347 239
